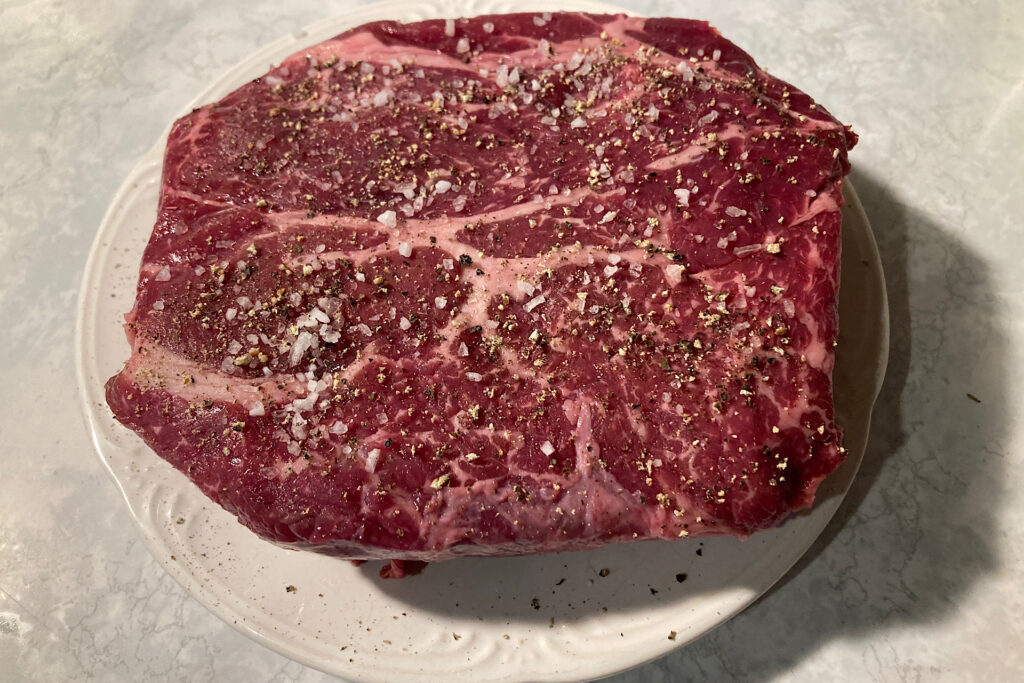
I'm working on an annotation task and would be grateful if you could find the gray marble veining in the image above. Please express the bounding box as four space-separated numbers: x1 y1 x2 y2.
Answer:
1 1 1022 680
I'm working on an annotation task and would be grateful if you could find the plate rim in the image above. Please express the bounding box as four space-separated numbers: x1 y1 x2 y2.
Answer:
74 2 889 681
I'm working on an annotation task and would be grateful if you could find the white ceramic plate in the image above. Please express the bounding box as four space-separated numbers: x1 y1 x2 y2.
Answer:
75 2 889 681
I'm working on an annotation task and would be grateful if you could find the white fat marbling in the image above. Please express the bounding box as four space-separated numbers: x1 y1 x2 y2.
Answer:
2 0 1023 681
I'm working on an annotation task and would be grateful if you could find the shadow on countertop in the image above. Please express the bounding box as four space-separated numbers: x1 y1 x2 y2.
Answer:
605 168 1008 681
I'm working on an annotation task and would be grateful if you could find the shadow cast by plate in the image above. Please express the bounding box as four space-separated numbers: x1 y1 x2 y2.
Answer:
604 169 1007 681
358 535 752 625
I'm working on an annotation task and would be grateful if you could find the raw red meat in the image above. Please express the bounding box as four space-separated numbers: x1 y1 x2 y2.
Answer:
106 12 857 562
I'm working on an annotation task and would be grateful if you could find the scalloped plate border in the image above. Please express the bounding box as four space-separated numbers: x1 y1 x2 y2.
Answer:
75 2 889 681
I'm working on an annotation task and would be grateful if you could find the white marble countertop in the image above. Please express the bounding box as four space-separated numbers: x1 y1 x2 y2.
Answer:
2 0 1022 680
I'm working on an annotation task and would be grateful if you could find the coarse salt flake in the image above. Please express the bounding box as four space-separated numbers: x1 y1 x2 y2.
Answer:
365 448 381 473
666 264 686 285
523 295 546 312
288 331 315 366
698 110 719 126
676 61 695 79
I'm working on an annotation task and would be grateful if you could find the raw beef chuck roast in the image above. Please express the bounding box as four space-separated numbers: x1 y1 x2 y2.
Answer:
106 13 857 563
